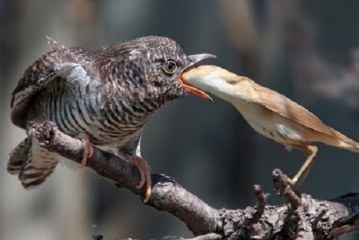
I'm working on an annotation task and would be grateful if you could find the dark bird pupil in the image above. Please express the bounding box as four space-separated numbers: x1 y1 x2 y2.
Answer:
163 60 177 74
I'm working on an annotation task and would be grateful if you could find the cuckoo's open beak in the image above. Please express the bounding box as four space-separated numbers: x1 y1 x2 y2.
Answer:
179 53 216 100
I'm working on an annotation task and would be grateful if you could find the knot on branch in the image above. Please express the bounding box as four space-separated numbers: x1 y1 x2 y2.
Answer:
27 121 58 149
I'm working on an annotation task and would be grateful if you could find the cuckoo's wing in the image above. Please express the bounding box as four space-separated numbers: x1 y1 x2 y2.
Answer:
11 39 95 129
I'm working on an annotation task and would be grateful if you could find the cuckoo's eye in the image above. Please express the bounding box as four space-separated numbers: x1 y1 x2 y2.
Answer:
162 60 177 74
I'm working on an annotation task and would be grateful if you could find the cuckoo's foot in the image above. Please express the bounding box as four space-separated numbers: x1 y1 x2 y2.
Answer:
128 156 152 202
79 133 94 167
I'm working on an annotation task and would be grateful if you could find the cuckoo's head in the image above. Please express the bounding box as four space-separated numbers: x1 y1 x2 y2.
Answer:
110 36 215 102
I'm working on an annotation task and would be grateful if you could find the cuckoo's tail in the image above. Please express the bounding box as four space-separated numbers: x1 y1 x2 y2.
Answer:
7 137 59 188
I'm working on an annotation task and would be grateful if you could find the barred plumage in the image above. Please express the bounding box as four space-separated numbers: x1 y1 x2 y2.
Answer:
8 36 214 191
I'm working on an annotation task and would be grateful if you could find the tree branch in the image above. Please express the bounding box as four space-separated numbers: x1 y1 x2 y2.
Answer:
28 121 359 239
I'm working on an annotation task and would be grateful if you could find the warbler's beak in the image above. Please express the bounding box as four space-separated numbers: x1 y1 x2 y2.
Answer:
179 53 216 101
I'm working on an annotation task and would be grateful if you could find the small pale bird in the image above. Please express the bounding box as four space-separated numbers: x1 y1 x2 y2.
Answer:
180 65 359 185
7 36 214 201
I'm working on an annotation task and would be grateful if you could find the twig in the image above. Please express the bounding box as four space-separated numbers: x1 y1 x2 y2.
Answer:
272 169 302 209
253 184 266 216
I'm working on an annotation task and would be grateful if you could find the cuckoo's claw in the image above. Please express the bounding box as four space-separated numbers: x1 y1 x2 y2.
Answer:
128 156 152 202
80 133 94 167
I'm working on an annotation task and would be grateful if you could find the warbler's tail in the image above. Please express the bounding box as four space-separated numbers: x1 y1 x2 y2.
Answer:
330 130 359 153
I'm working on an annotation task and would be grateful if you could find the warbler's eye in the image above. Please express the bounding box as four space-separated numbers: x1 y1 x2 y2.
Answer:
162 60 177 74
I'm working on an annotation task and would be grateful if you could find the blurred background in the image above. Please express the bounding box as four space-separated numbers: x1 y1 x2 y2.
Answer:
1 0 359 239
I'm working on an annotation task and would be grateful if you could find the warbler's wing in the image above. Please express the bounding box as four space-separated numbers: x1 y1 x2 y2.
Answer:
250 82 337 137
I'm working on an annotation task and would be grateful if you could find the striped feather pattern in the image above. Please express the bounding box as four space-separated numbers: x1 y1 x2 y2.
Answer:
19 147 58 189
29 76 153 148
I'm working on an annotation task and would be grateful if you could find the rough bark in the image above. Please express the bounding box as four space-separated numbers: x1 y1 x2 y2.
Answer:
28 121 359 239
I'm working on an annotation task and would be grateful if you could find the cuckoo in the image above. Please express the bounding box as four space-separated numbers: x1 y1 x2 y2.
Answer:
7 36 214 202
